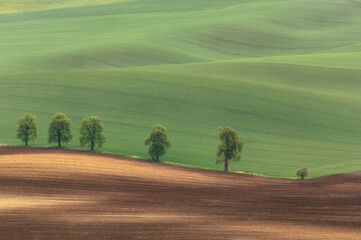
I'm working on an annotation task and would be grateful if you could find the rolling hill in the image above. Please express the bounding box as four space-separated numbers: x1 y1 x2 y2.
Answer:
1 148 361 239
0 0 360 178
0 0 127 14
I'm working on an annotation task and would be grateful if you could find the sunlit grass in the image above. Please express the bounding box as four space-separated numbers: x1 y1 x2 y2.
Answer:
0 0 360 178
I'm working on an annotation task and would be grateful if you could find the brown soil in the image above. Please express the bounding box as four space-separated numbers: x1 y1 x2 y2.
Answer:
0 147 360 240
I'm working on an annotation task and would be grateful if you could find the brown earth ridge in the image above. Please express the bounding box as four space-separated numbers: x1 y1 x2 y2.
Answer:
0 147 360 239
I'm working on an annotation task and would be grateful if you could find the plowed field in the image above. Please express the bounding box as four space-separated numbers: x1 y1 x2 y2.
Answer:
0 148 360 239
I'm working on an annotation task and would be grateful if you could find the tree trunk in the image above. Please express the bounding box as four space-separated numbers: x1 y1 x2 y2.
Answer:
224 159 230 172
301 175 304 180
58 134 61 148
25 129 29 147
156 155 159 161
91 142 94 151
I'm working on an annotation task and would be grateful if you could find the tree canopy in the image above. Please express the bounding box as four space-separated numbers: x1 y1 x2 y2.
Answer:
144 124 171 161
16 113 38 146
296 168 309 180
79 116 105 151
48 113 72 148
216 126 244 172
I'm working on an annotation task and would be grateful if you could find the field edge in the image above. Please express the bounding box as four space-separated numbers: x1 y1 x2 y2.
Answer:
2 145 360 180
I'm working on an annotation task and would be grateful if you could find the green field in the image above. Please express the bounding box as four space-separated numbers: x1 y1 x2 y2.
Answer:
1 0 360 178
0 0 126 13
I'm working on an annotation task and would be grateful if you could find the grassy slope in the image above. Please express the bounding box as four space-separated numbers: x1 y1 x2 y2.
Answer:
0 0 360 178
0 0 128 14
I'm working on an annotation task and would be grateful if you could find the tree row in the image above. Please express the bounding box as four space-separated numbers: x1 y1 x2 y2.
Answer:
16 112 244 172
15 112 308 179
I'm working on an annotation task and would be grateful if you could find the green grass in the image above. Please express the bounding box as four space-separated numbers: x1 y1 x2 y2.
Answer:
0 0 360 179
0 0 128 13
